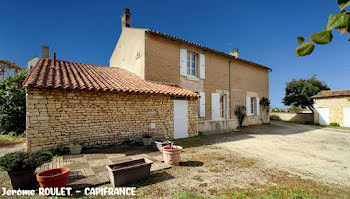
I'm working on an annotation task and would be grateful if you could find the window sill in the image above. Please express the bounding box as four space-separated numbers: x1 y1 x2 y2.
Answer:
185 75 199 81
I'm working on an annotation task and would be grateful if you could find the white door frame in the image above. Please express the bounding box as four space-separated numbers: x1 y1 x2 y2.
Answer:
318 107 330 126
343 107 350 127
173 100 188 139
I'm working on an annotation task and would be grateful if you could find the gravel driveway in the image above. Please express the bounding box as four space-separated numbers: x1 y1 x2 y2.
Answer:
218 121 350 186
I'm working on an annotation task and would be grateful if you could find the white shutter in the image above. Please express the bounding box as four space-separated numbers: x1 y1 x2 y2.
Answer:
211 93 220 120
256 97 260 115
199 92 205 117
199 54 205 79
246 96 251 116
180 48 187 76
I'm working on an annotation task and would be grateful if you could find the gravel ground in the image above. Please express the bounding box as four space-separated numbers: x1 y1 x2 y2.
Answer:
219 121 350 186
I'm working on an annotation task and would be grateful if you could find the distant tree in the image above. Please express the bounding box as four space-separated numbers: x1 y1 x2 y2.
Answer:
282 75 330 113
288 105 304 113
0 70 28 134
295 0 350 56
0 60 25 77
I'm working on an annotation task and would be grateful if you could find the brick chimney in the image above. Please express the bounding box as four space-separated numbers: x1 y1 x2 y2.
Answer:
42 46 49 58
121 8 131 29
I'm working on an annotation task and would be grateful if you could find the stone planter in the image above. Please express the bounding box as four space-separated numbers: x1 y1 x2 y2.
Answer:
106 158 153 187
36 168 70 189
151 139 172 152
163 145 182 166
69 144 82 155
8 169 36 189
142 137 152 146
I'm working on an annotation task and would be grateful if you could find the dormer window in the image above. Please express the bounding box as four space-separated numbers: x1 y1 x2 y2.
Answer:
186 52 197 77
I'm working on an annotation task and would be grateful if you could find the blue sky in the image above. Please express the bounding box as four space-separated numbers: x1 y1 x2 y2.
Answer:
0 0 349 108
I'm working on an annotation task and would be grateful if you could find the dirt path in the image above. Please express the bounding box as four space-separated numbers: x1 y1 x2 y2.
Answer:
218 121 350 186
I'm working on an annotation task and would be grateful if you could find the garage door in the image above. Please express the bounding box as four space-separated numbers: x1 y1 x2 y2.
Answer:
343 107 350 127
318 108 329 126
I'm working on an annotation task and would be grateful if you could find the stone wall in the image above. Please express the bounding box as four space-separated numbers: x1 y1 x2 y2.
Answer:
26 88 198 152
269 112 314 123
314 97 350 126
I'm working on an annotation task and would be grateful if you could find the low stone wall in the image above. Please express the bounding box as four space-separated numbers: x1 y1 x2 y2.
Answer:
26 88 198 152
198 119 238 134
269 112 314 122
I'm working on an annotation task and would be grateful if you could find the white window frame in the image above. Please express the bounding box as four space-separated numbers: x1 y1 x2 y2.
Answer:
186 52 197 77
250 97 255 115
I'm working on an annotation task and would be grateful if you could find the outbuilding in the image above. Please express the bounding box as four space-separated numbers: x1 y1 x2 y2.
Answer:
313 90 350 127
23 58 199 152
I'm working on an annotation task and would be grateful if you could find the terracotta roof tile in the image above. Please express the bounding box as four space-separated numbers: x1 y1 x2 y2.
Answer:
312 90 350 98
23 59 200 98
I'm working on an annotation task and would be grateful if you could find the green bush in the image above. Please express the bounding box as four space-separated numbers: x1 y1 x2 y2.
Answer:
234 105 246 128
270 114 281 121
0 149 53 172
328 122 340 127
0 70 28 135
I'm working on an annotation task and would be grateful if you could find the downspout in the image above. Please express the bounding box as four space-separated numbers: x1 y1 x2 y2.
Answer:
229 56 237 119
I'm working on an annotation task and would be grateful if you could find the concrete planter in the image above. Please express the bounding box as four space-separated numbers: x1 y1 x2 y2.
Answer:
106 158 153 187
142 138 152 146
69 144 82 155
151 139 172 152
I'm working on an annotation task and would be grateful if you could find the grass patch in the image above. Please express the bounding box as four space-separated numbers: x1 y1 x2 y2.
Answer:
329 122 340 127
173 191 204 199
0 134 25 146
207 166 220 172
192 175 204 182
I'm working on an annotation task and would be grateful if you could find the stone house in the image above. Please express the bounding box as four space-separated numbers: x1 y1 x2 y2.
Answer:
313 90 350 127
23 57 199 152
110 9 271 133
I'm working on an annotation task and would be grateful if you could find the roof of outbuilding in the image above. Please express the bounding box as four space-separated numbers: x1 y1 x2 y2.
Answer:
312 90 350 98
145 30 272 71
23 58 200 98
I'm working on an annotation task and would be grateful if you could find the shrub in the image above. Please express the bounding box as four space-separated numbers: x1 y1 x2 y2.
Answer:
270 114 281 121
234 105 246 128
0 149 53 172
0 70 28 135
328 122 340 127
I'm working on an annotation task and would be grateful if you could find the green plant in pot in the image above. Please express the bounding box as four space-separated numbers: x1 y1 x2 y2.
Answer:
142 131 154 146
0 149 53 189
69 142 83 155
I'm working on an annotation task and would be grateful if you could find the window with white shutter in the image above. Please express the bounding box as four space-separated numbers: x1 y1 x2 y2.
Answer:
211 93 220 120
179 48 187 76
199 92 205 117
199 54 205 79
246 96 251 116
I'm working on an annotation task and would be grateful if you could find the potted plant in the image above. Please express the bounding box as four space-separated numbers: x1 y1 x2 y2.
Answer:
142 131 154 146
106 158 152 187
162 143 183 166
0 149 53 189
69 142 82 155
36 167 70 190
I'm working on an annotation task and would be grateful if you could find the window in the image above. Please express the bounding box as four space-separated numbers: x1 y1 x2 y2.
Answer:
250 97 255 115
187 52 197 76
220 94 226 118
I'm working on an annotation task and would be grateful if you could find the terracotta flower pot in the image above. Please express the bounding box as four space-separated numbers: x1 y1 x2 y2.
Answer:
162 145 182 166
36 168 70 189
8 169 36 189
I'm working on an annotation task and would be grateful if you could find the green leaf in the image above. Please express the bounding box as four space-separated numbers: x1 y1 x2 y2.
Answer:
311 30 333 44
297 37 305 44
295 42 315 56
337 0 350 10
327 12 350 30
